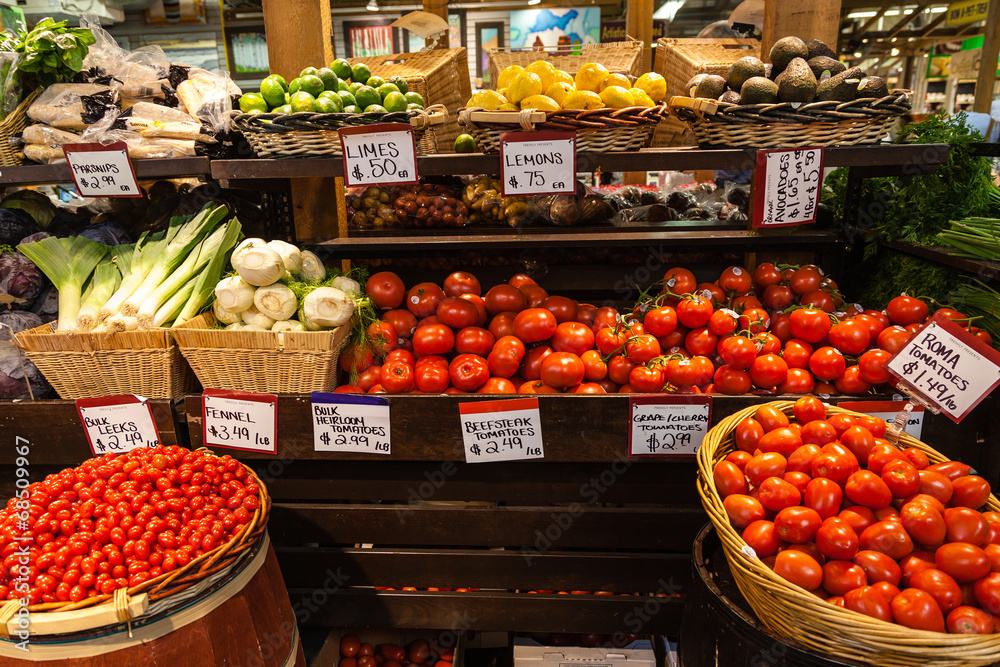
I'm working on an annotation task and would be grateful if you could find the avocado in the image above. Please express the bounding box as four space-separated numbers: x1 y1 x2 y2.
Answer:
720 90 742 104
805 38 837 61
684 73 709 97
776 57 817 103
727 56 766 92
769 36 809 76
816 66 863 102
808 56 846 80
765 63 774 80
856 75 889 99
740 76 779 105
694 74 727 100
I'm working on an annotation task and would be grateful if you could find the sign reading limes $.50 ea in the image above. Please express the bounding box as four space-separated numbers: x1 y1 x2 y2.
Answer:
339 123 419 188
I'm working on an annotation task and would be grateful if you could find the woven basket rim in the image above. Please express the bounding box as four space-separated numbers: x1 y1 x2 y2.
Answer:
173 312 350 351
232 104 448 135
459 102 670 132
12 322 175 353
669 90 912 126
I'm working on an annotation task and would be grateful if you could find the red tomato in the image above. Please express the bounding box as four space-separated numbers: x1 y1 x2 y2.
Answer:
519 380 559 394
904 448 931 470
684 327 718 358
801 420 837 446
412 324 455 356
383 309 418 339
886 295 929 326
936 543 991 583
487 335 526 378
356 365 382 392
727 450 753 470
834 366 871 395
514 308 557 343
877 325 912 354
827 319 871 355
443 271 481 297
436 298 481 330
541 296 578 324
708 308 738 337
723 494 766 529
455 327 495 357
449 354 490 392
926 461 971 481
580 350 607 382
484 285 527 315
662 267 697 296
858 349 892 385
822 560 867 596
951 476 992 510
859 520 913 560
607 355 636 386
890 588 945 632
479 378 516 394
488 311 517 340
735 417 764 453
787 444 821 474
575 303 597 327
551 322 595 356
789 267 822 295
758 477 802 512
783 471 812 495
789 308 832 344
718 335 758 370
844 585 892 622
854 550 902 585
520 346 553 382
366 273 405 310
341 634 362 658
882 460 920 498
763 284 795 310
900 501 946 547
591 307 620 334
752 262 783 289
717 265 751 294
867 443 907 475
738 308 770 335
626 334 663 364
745 451 787 487
540 352 585 389
947 606 994 634
713 365 752 395
340 342 374 374
367 321 398 356
628 365 665 393
462 295 490 328
973 572 1000 612
643 306 677 337
809 347 846 382
748 354 788 389
774 506 822 544
909 568 962 615
900 551 938 587
773 550 823 590
676 296 714 329
406 282 445 318
414 363 450 393
380 361 415 394
816 521 860 560
522 285 551 310
743 520 783 557
508 273 537 288
845 471 892 510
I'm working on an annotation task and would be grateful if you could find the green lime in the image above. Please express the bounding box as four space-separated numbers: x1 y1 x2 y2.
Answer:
454 133 477 153
382 91 407 113
403 91 425 107
331 58 353 81
259 77 286 108
269 74 288 91
318 89 338 100
364 104 387 113
366 75 386 89
299 66 319 78
315 96 342 113
275 104 292 113
336 90 356 107
289 91 316 112
288 77 302 95
317 67 339 91
377 83 400 100
406 103 424 111
337 79 350 92
343 105 361 114
354 85 381 110
351 63 372 84
387 76 409 95
348 81 364 96
284 92 290 104
299 74 325 97
238 92 268 113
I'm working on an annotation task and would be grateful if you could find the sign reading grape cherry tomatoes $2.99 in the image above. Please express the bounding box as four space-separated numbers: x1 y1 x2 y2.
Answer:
885 313 1000 423
628 395 712 456
752 147 824 227
75 394 161 455
459 397 545 463
339 123 419 188
63 142 142 198
202 388 278 454
500 130 576 197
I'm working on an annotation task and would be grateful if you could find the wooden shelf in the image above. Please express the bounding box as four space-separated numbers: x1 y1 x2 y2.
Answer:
0 157 212 186
882 240 1000 279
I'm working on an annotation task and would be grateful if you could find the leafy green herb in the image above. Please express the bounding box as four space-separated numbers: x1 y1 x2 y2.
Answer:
3 18 96 90
858 251 962 309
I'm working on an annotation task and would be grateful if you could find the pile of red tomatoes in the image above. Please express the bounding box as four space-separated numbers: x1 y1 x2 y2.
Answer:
715 398 1000 634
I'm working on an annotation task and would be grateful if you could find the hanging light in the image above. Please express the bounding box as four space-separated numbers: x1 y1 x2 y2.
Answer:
367 0 379 11
527 0 541 5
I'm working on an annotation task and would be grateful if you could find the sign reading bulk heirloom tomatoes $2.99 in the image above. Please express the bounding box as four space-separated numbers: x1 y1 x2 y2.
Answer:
752 147 824 227
339 123 419 188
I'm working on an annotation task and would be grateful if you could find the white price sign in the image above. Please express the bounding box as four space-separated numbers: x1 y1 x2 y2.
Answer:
752 147 824 227
339 123 419 187
75 395 161 455
202 388 278 454
838 400 925 440
311 392 391 454
63 142 142 198
500 130 576 196
886 313 1000 423
459 397 545 463
628 396 712 456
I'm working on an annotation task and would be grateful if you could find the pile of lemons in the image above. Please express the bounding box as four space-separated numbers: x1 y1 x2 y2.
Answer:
466 61 667 112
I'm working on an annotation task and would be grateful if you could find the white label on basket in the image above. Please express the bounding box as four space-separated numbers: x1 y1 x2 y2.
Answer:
500 130 577 197
63 142 142 198
837 400 925 439
751 147 824 227
628 396 712 457
311 392 391 454
202 388 278 454
75 395 161 455
741 545 758 560
459 398 544 463
339 123 419 188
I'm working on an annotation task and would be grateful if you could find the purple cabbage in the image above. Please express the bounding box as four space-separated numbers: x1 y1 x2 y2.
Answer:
0 309 50 399
79 221 131 246
30 285 58 324
0 208 39 245
0 247 46 306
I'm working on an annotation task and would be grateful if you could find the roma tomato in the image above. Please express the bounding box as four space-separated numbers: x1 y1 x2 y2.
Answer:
366 272 405 310
787 444 821 473
854 550 902 585
745 452 787 487
944 507 990 546
890 588 945 632
844 585 892 622
823 560 868 596
900 551 938 587
859 520 913 560
816 521 860 560
973 572 1000 613
793 396 826 424
774 506 822 544
801 420 837 446
713 461 748 497
773 550 823 590
918 470 954 504
900 501 946 547
947 606 994 634
841 427 877 464
449 354 490 392
882 460 920 498
757 427 802 457
804 478 843 520
734 417 764 453
812 452 855 485
909 568 962 615
936 543 991 583
845 471 892 510
840 506 878 536
723 494 766 529
757 477 802 512
743 520 783 557
951 475 992 510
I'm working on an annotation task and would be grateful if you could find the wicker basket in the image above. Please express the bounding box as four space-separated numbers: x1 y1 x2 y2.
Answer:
173 312 351 393
487 38 644 90
349 49 472 153
0 89 42 166
669 92 911 148
697 400 1000 667
231 105 448 159
458 104 669 153
11 324 194 400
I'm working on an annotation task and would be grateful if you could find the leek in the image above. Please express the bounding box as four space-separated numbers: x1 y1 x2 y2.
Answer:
152 274 199 328
102 225 175 318
18 235 108 331
77 261 122 331
175 219 243 326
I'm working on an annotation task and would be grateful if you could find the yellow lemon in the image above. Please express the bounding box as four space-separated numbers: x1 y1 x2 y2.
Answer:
507 71 544 104
599 85 635 108
520 94 560 111
600 73 632 91
631 89 655 107
498 102 518 111
525 60 557 91
562 90 603 110
634 72 667 103
553 69 575 86
466 89 509 111
575 62 610 93
545 82 575 106
497 65 524 90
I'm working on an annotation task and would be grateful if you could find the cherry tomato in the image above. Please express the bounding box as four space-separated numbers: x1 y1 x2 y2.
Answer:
366 272 405 310
890 588 945 632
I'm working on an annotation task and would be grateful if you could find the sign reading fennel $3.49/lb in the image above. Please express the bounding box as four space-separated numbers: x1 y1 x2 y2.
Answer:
339 123 419 188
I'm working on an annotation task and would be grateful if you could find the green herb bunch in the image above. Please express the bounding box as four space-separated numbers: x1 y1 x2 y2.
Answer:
4 18 96 90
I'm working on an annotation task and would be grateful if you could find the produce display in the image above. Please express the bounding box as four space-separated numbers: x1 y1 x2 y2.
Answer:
337 634 453 667
714 399 999 634
466 60 667 111
0 445 262 605
684 36 888 106
239 60 424 115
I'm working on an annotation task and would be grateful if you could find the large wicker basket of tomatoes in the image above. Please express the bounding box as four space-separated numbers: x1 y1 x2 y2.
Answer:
697 399 1000 667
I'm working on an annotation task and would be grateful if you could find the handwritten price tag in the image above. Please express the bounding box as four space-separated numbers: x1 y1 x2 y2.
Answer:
202 388 278 454
63 142 142 198
500 130 576 196
339 123 418 188
311 392 391 454
752 147 824 227
885 313 1000 423
628 396 712 456
459 397 545 463
838 400 925 439
75 395 160 455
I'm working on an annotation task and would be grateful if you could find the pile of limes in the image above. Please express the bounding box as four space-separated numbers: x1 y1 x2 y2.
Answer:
239 59 427 114
465 60 667 112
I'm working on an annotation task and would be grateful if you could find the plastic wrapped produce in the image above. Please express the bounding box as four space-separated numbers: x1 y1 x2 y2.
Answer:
463 175 534 227
348 186 397 229
393 183 469 228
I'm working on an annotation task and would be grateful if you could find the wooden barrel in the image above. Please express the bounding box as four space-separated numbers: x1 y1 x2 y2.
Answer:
0 533 305 666
679 523 867 667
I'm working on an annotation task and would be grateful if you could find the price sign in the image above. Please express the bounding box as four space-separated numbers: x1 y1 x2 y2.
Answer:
63 142 142 198
838 400 925 440
752 147 824 227
885 313 1000 423
500 130 576 196
628 395 712 456
459 397 544 463
311 392 391 454
339 123 419 188
75 395 161 455
202 388 278 454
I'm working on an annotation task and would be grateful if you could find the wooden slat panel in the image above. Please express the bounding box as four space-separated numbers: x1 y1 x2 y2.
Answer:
275 546 692 592
0 158 210 186
268 504 707 551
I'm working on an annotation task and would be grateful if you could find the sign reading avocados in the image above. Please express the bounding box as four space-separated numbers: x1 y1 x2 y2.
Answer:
752 147 824 227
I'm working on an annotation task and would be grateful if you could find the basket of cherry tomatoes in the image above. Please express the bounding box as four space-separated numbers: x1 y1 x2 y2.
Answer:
697 399 1000 667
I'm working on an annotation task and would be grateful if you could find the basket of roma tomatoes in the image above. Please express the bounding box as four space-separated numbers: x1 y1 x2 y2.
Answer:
697 399 1000 667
